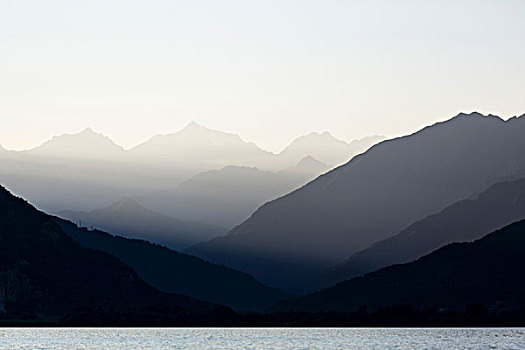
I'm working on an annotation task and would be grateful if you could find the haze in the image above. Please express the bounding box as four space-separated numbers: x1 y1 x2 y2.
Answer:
1 0 524 151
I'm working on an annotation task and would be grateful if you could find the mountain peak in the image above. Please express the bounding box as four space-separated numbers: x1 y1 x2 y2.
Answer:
79 127 97 135
454 111 503 121
184 120 203 129
106 198 144 212
28 128 125 158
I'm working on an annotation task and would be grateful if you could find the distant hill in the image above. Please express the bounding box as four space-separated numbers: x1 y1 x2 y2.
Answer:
189 112 525 292
139 159 328 229
274 219 525 313
278 133 384 167
25 128 125 159
53 217 289 311
0 185 233 325
57 198 226 250
311 177 525 291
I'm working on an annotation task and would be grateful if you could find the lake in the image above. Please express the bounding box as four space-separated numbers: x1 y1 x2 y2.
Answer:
0 328 523 349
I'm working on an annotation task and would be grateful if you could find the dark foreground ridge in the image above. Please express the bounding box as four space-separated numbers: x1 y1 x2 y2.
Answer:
274 220 525 316
0 185 237 325
52 217 289 312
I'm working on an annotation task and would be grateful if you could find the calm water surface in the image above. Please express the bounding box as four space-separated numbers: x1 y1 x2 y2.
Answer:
0 328 523 349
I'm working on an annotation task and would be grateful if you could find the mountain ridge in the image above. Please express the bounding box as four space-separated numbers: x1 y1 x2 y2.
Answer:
188 112 525 292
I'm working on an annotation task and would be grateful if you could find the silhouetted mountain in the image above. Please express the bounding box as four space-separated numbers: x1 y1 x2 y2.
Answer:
25 128 125 159
52 217 289 311
278 133 384 167
129 121 275 170
189 112 525 292
274 219 525 313
57 198 226 250
0 185 233 324
139 161 327 228
312 177 525 291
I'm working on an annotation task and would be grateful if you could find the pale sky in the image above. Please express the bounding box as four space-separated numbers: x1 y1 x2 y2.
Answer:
1 0 524 152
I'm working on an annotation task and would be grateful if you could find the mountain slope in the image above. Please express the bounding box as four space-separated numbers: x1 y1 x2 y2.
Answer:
53 217 289 311
139 161 327 229
274 219 525 313
313 177 525 291
278 133 384 167
0 185 232 324
57 198 225 250
189 112 525 291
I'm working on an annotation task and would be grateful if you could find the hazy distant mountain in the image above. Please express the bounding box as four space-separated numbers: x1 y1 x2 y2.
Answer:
139 159 328 229
58 198 226 250
129 121 276 170
0 123 379 215
274 219 525 313
0 129 193 213
0 185 230 324
281 156 330 175
278 133 384 167
53 217 289 311
311 176 525 291
189 112 525 292
25 127 126 159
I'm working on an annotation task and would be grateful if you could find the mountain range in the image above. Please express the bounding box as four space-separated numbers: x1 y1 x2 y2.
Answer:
274 219 525 313
57 198 226 250
52 217 288 311
138 157 330 228
188 112 525 292
0 123 380 219
310 176 525 291
0 185 234 324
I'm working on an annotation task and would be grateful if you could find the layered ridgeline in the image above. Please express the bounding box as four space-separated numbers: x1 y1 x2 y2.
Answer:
277 133 384 168
274 219 525 313
312 177 525 291
0 123 380 217
139 157 330 229
0 185 234 324
57 198 226 250
189 112 525 292
52 218 288 312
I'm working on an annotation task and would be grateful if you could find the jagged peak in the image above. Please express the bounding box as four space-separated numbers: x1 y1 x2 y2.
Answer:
454 111 504 121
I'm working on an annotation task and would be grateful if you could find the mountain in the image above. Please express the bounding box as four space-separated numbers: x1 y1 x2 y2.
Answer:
277 133 384 167
281 156 330 175
129 121 275 170
0 185 234 324
57 198 226 250
25 128 125 159
312 177 525 291
139 160 327 229
274 219 525 313
52 217 289 311
188 112 525 292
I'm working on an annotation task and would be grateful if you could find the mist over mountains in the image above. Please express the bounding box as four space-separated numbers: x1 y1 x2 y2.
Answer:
189 112 525 292
0 122 380 224
311 176 525 292
1 111 525 325
57 198 226 250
